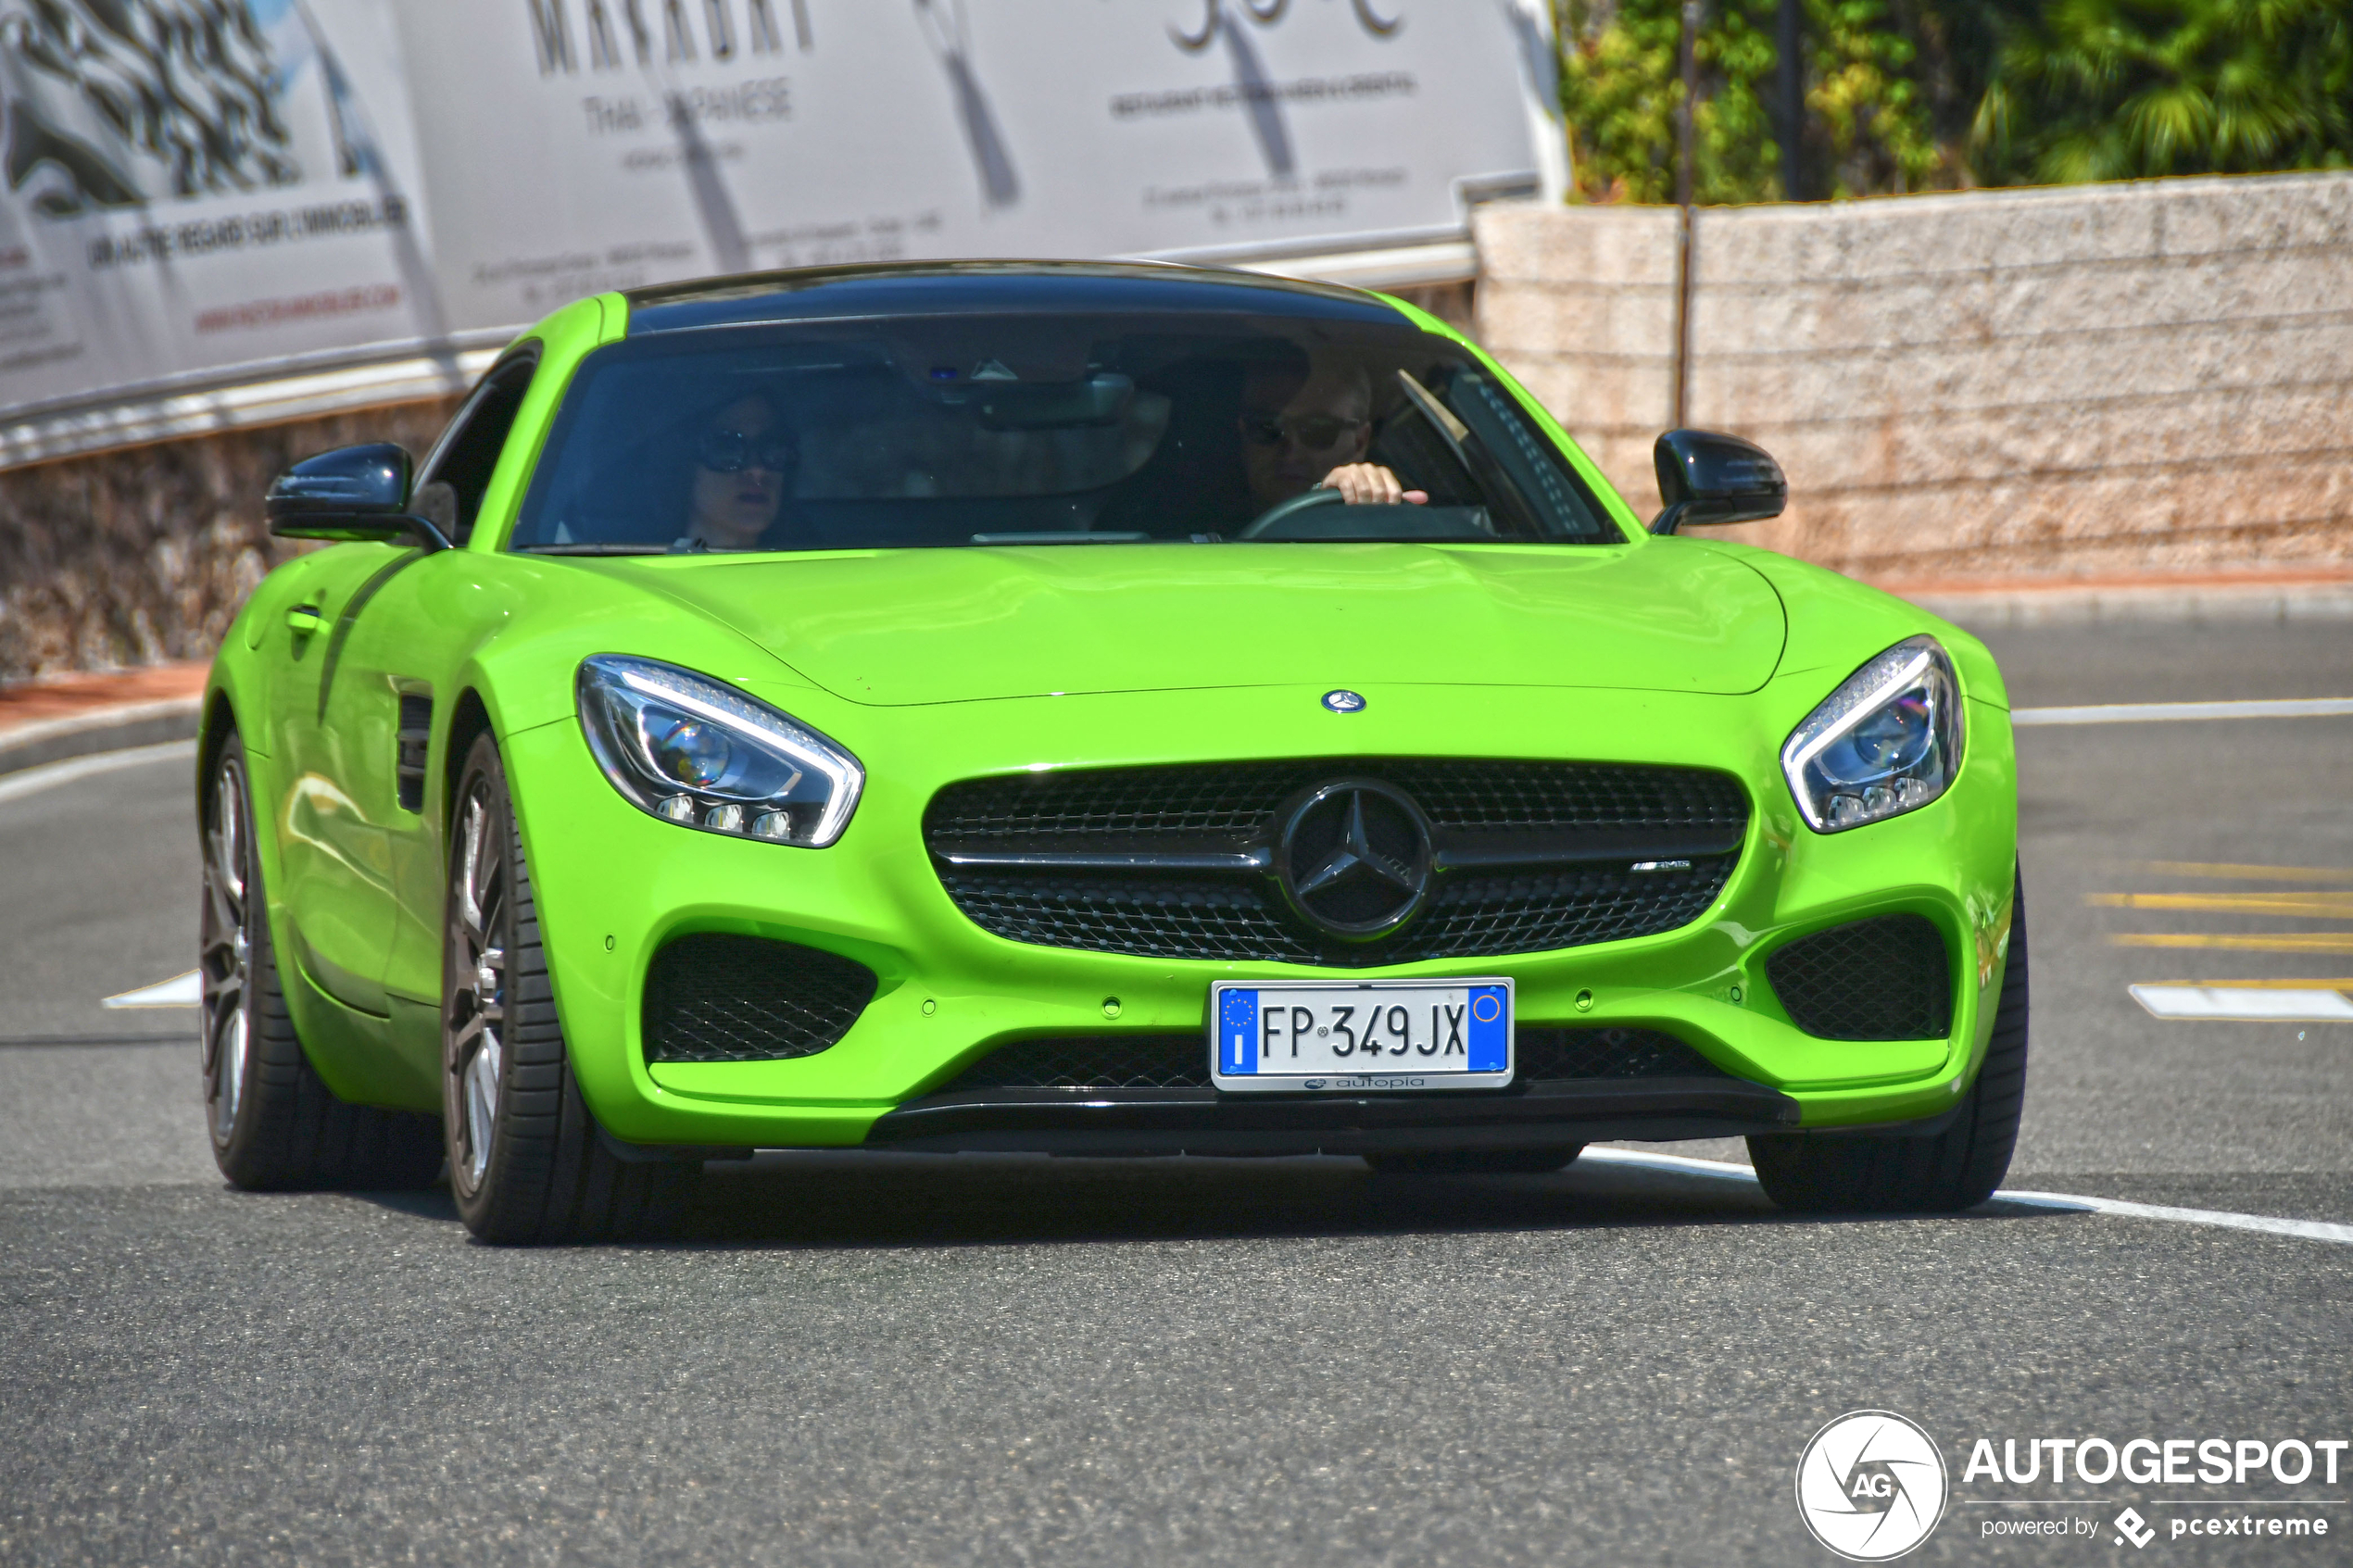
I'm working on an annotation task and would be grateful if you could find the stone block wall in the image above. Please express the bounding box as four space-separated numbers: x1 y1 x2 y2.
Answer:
1474 171 2353 586
9 178 2351 682
0 401 458 683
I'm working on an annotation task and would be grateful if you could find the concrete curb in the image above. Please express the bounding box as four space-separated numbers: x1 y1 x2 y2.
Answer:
0 697 204 780
1889 578 2353 631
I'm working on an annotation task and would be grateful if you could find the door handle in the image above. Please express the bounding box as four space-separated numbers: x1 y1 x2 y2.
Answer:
286 605 325 636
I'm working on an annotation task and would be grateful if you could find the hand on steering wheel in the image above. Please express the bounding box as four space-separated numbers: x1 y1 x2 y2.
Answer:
1319 464 1429 507
1238 468 1432 538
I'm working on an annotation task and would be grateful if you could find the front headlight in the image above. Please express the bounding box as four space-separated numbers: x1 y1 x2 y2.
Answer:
1780 635 1963 833
576 655 862 847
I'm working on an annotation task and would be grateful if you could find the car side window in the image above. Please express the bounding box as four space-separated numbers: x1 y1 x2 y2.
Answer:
415 353 538 545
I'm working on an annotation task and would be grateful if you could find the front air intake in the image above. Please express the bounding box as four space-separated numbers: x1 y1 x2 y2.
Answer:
1515 1026 1738 1080
641 935 877 1064
1766 914 1953 1041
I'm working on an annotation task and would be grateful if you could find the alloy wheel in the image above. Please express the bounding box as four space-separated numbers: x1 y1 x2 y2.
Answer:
199 752 252 1148
445 784 509 1194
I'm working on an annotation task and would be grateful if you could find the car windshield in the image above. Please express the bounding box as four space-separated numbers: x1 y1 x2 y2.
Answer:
509 311 1620 553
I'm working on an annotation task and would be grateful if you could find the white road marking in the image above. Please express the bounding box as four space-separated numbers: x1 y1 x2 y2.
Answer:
1579 1148 2353 1247
2014 696 2353 726
2130 984 2353 1022
103 971 201 1009
1581 1148 1759 1182
0 740 195 805
1995 1192 2353 1247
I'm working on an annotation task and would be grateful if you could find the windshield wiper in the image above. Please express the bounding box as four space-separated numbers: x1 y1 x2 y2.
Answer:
970 532 1151 546
518 543 674 556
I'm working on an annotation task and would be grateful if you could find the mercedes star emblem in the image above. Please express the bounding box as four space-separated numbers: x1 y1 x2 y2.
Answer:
1277 779 1433 940
1321 689 1366 713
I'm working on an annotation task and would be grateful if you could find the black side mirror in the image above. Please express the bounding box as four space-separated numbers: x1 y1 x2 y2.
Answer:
1650 429 1788 535
266 443 452 551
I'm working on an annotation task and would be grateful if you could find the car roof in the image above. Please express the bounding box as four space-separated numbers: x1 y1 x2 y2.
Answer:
621 259 1410 336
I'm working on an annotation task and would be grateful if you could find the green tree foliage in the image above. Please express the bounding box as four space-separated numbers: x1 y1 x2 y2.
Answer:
1963 0 2353 182
1558 0 1944 202
1555 0 2353 203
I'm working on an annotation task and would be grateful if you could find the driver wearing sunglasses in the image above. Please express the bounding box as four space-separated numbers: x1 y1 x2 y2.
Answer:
682 394 799 550
1239 358 1428 514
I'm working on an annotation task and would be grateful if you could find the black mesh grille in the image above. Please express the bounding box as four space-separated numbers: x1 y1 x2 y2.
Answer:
1767 914 1953 1041
927 759 1748 842
1382 759 1747 834
932 1026 1737 1093
935 874 1321 964
1406 864 1731 962
934 862 1735 968
1516 1026 1737 1080
926 759 1746 965
642 935 877 1064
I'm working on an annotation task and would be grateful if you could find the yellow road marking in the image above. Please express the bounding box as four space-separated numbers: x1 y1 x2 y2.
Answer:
2089 891 2353 917
2141 861 2353 884
2153 978 2353 990
2110 934 2353 952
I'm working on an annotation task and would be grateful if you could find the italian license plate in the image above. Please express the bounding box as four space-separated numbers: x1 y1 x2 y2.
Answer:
1208 979 1514 1093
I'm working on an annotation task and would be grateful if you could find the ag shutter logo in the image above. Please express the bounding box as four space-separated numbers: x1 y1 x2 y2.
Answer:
1795 1411 1949 1561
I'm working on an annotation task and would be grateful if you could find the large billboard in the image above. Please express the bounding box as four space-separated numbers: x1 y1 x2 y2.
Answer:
0 0 1555 460
0 2 444 425
397 0 1553 325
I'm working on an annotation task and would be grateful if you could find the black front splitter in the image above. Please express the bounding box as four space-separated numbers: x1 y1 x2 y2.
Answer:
862 1076 1801 1158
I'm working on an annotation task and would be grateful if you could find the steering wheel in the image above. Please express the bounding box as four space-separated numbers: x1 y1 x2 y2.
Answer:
1238 485 1346 540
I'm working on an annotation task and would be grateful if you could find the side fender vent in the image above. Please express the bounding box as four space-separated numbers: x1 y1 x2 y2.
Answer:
396 694 432 812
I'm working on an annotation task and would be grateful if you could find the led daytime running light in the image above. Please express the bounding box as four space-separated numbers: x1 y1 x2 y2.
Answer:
1780 635 1962 834
1784 648 1932 784
577 655 862 847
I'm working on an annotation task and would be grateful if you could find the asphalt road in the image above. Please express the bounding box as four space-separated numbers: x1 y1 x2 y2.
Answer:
4 617 2349 1566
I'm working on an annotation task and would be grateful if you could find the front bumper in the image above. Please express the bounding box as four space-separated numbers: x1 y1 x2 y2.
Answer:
497 678 2018 1153
869 1077 1799 1157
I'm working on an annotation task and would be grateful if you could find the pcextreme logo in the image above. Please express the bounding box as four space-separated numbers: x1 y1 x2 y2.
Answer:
1795 1411 1951 1561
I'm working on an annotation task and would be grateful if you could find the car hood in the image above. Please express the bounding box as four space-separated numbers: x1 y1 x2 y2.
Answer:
610 542 1787 706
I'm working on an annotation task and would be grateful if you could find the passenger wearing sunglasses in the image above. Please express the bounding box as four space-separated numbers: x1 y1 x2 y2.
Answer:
681 394 799 550
1239 358 1428 515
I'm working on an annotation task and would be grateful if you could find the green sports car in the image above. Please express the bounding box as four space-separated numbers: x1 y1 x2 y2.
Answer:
195 261 2026 1242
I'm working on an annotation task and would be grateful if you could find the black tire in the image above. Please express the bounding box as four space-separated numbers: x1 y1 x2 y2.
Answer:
198 730 445 1190
1747 871 2031 1213
444 733 698 1244
1365 1146 1585 1175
